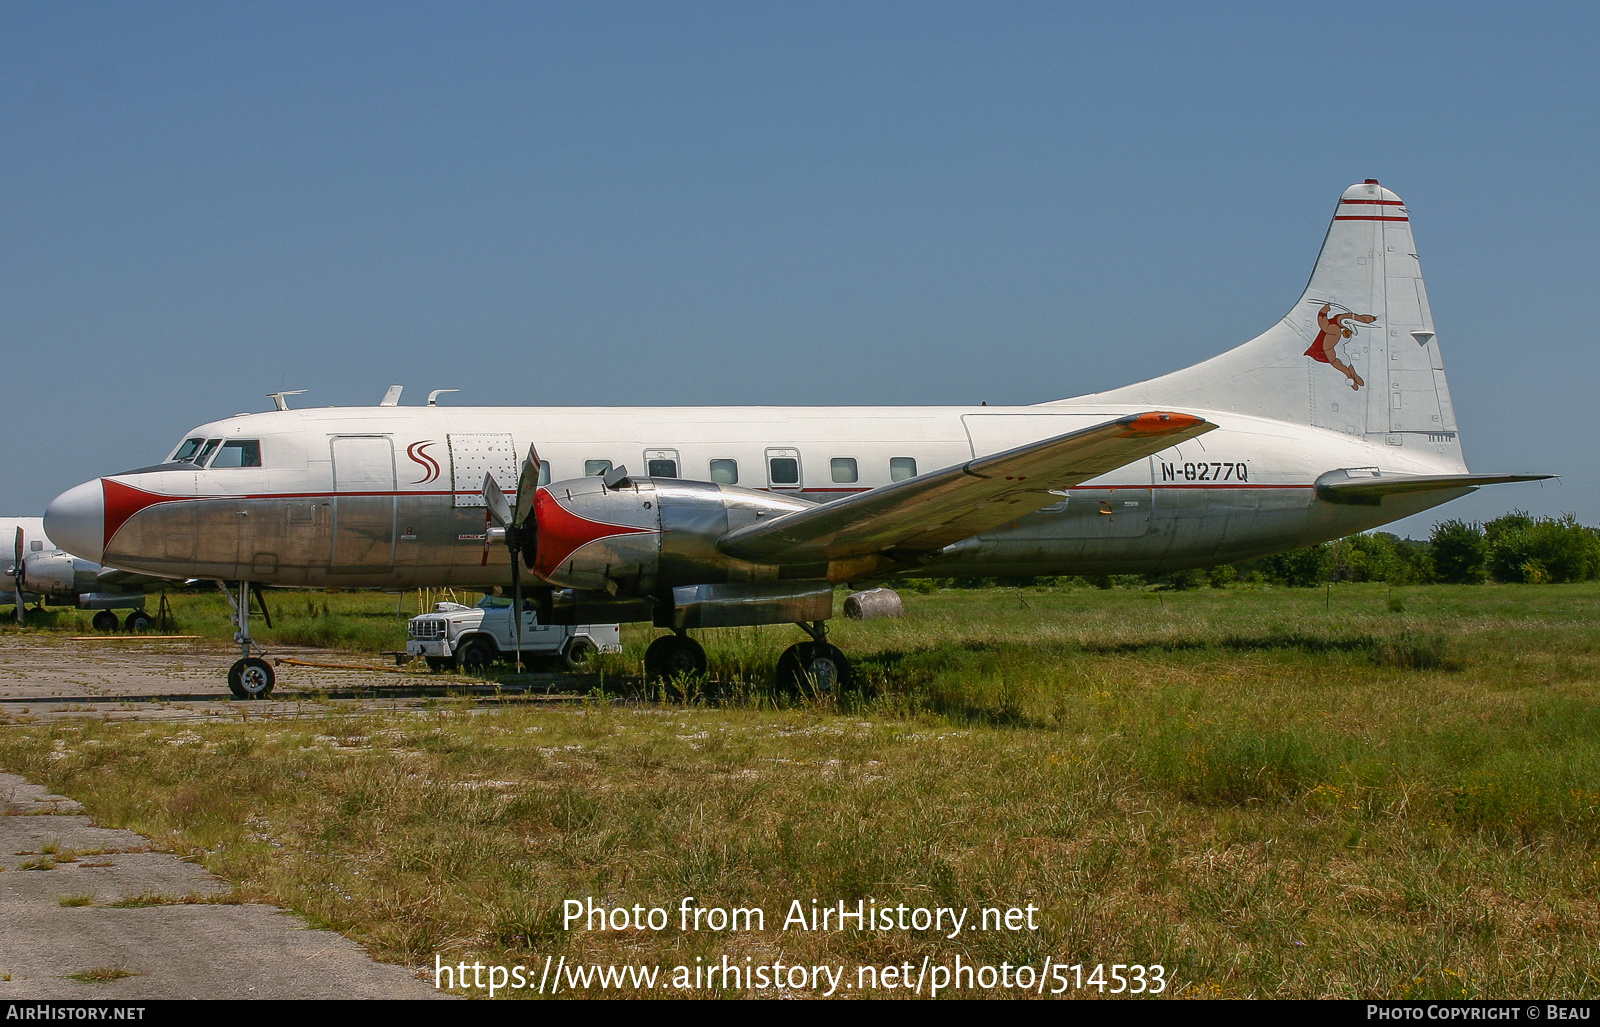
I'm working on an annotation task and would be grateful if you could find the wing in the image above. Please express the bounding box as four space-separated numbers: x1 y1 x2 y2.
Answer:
718 412 1215 564
1315 468 1556 505
94 566 181 589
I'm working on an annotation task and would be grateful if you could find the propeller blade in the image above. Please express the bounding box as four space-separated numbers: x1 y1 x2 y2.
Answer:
482 472 513 528
13 527 23 623
512 444 541 528
510 552 523 675
510 444 543 572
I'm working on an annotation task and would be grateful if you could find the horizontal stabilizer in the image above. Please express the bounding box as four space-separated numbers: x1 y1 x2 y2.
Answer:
719 412 1215 564
1315 467 1556 506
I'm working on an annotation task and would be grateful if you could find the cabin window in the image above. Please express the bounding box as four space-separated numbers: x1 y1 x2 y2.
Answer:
709 459 738 485
171 438 205 463
585 460 612 476
768 457 800 485
209 440 262 468
647 459 678 478
30 540 43 553
538 463 551 486
890 457 917 482
195 439 222 467
830 458 858 483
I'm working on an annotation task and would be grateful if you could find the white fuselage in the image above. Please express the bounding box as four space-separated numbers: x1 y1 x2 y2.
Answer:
44 400 1473 589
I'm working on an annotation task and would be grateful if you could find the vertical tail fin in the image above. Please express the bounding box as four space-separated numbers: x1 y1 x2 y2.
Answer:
1070 181 1463 463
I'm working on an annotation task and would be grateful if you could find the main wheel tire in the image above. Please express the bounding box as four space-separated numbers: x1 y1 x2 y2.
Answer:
124 610 153 632
776 641 853 695
562 637 599 673
644 634 708 682
92 610 118 632
227 657 275 699
455 637 497 673
424 656 452 672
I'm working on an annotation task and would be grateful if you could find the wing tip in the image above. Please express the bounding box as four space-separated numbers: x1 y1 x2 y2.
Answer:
1116 411 1209 437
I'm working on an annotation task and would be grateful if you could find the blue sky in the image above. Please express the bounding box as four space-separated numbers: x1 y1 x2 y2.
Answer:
2 2 1591 536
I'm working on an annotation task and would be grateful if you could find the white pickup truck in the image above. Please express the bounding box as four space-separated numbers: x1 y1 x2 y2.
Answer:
406 595 621 673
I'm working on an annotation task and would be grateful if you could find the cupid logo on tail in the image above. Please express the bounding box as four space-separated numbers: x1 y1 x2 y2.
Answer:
1305 303 1377 390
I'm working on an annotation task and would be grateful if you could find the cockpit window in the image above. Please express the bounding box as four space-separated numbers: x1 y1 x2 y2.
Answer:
194 439 222 467
209 440 262 468
171 438 205 463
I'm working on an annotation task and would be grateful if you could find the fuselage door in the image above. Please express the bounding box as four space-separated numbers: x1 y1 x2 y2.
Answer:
765 447 803 492
644 448 680 478
330 435 397 570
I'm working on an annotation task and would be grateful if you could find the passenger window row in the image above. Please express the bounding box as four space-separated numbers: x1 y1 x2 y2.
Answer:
574 456 918 486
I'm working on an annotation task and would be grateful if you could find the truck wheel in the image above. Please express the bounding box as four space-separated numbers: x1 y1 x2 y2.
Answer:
456 637 496 673
424 656 452 672
92 610 118 632
562 637 598 673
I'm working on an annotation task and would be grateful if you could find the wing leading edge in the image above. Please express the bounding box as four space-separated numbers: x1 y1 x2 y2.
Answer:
718 412 1216 565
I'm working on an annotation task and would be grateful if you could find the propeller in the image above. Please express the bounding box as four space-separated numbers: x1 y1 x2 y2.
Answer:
11 527 23 623
482 444 542 675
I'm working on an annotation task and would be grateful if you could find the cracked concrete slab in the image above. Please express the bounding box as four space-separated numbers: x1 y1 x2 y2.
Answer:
0 773 448 1000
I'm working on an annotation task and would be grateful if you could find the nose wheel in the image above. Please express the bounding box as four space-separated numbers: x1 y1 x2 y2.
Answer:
228 657 276 699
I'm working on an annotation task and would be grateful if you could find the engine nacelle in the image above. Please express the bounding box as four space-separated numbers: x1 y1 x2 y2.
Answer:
531 475 815 596
19 550 95 598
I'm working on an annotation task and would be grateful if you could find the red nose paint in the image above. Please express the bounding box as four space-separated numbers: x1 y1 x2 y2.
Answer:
103 479 183 550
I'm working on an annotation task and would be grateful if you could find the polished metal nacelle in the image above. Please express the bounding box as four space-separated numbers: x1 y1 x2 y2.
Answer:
530 475 855 626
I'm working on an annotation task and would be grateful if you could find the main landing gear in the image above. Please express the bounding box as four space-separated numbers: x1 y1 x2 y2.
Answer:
776 621 854 695
644 631 708 681
90 609 154 633
644 621 856 696
218 580 275 700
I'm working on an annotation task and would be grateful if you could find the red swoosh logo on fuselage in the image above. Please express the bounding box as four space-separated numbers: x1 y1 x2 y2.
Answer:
407 441 441 484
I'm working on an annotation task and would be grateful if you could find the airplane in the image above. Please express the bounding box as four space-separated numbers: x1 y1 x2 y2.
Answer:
42 180 1550 699
3 517 161 630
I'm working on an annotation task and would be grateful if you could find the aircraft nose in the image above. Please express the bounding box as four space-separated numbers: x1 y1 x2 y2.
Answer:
45 480 105 564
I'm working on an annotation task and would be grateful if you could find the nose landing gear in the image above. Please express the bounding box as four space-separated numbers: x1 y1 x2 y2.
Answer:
218 580 275 699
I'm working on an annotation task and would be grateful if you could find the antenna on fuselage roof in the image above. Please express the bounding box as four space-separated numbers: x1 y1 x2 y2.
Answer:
267 390 308 411
380 385 404 406
427 389 459 406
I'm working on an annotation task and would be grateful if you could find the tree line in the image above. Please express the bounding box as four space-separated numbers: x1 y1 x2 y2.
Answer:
901 511 1600 591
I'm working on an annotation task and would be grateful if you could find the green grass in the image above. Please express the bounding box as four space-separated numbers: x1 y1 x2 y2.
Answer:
3 581 1600 997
